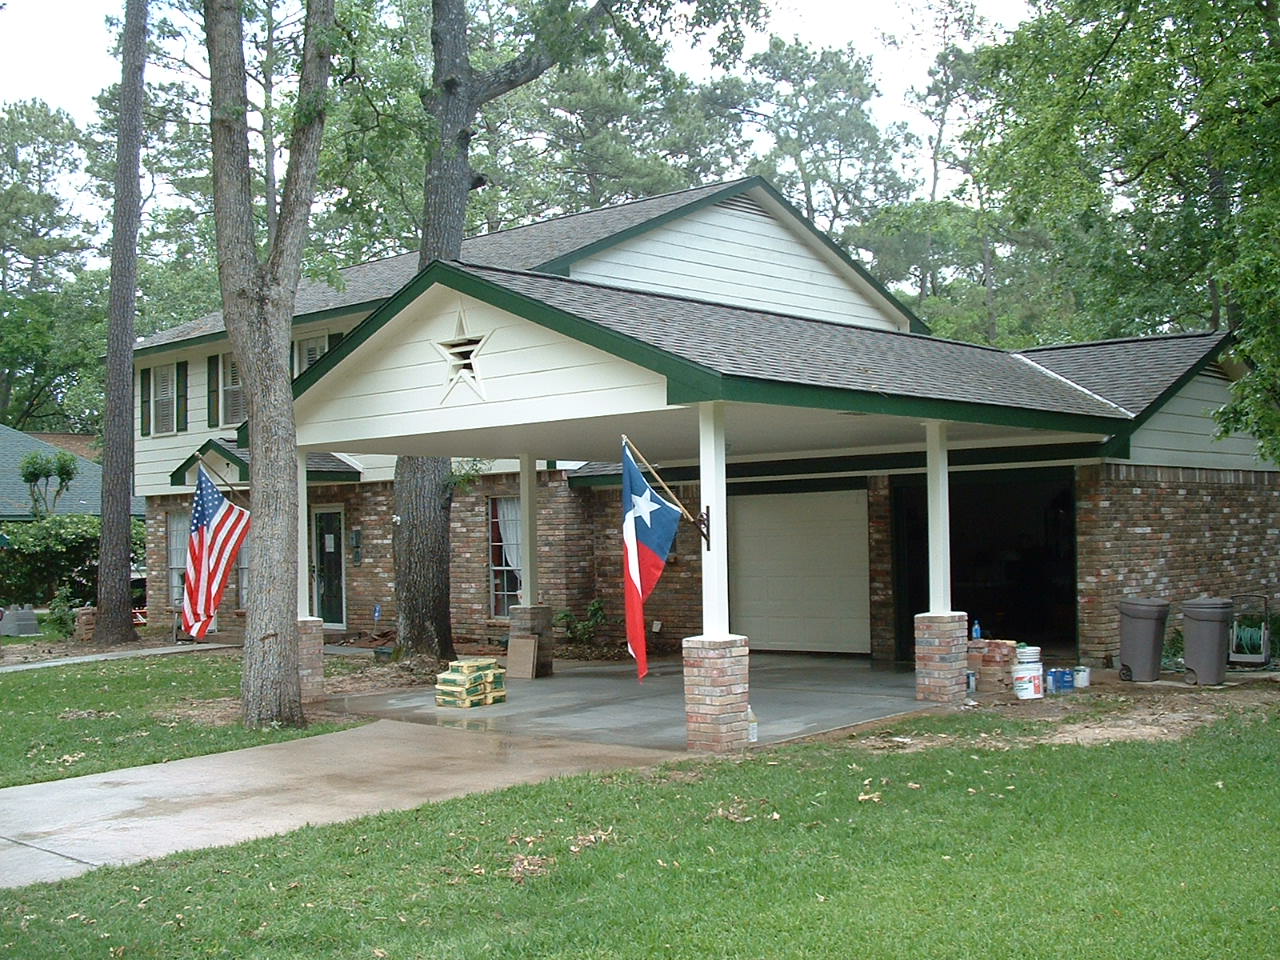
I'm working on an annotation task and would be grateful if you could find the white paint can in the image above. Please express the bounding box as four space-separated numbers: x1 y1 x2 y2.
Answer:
1013 662 1044 700
1073 665 1091 688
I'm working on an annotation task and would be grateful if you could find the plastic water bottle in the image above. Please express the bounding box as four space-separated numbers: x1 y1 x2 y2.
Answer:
747 706 758 743
972 620 982 640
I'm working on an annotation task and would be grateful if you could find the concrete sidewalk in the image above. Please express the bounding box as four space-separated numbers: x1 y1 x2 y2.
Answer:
0 643 236 674
0 720 675 889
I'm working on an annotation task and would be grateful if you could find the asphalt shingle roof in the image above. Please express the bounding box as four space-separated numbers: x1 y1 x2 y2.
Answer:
197 440 359 480
454 264 1132 422
1020 332 1227 416
0 425 144 520
135 180 750 353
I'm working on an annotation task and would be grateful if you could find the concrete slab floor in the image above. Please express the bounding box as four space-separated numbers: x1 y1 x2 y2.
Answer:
326 653 922 752
0 720 674 889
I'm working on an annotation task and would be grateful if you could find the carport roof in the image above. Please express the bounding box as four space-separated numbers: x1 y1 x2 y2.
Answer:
291 260 1140 436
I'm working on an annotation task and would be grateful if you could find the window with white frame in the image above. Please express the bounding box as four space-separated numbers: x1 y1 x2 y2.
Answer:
488 497 522 617
221 353 248 425
294 333 328 373
166 509 190 609
235 530 252 609
152 363 178 434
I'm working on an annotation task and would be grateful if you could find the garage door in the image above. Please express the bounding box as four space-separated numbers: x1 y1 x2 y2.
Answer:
727 489 870 653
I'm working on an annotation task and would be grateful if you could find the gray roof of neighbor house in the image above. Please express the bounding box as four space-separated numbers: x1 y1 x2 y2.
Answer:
1021 332 1229 416
450 264 1133 422
134 179 753 354
0 425 144 520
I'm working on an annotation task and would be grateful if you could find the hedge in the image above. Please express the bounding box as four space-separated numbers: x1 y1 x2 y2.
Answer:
0 515 145 607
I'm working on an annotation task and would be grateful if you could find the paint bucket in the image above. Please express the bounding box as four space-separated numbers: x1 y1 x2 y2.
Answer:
1044 668 1057 694
1073 666 1091 688
966 670 977 695
1016 645 1041 664
1013 661 1043 700
1059 668 1075 692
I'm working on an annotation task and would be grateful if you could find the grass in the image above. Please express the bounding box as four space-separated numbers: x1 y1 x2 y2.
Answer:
0 653 355 788
1 705 1276 958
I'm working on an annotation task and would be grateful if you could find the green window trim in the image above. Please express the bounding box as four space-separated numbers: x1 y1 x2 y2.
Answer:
175 360 188 432
140 367 151 436
207 355 220 427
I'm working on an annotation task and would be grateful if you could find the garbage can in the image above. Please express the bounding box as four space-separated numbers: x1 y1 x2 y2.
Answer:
1117 598 1170 681
1182 597 1233 686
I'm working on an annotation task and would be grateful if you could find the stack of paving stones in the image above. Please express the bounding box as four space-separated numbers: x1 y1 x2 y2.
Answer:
966 637 1017 694
435 657 507 708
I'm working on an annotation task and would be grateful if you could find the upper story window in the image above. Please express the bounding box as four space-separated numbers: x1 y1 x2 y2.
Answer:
140 361 186 437
221 354 247 425
294 333 330 373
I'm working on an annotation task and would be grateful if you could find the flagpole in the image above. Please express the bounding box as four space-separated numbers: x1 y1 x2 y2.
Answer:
621 434 711 547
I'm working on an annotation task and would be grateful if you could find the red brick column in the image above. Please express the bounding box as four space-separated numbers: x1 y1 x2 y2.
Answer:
507 604 554 679
915 613 968 703
683 634 749 752
298 617 325 703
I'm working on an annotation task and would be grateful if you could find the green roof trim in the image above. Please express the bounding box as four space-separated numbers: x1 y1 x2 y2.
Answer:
534 176 932 336
133 299 384 359
169 439 250 487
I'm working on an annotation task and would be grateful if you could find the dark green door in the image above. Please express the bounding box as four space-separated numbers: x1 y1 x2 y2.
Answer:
314 510 345 626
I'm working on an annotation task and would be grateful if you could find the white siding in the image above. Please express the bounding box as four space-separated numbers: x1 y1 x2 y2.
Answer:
1129 372 1276 470
568 196 903 331
294 288 672 452
135 316 397 497
728 490 871 653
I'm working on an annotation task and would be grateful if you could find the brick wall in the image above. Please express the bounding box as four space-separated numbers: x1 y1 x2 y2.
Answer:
1076 462 1280 664
867 475 895 660
308 480 396 634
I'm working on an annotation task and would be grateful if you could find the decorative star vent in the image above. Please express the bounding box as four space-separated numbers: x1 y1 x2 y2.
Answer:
434 307 489 401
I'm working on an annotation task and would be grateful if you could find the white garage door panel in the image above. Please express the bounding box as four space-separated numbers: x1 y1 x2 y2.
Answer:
728 490 871 653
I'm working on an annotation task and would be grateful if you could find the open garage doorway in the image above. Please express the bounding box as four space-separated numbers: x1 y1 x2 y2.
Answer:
892 467 1077 661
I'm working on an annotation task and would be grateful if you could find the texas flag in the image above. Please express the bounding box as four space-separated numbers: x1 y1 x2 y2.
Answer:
622 441 681 679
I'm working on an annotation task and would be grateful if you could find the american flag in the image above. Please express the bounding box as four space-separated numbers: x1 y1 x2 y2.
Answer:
182 465 251 639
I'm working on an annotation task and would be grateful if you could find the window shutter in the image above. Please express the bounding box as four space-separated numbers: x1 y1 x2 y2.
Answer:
327 331 343 351
207 355 220 427
140 367 151 437
153 365 176 434
175 361 188 432
223 355 247 424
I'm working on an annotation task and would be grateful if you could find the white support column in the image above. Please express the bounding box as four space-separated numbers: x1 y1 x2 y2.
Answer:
699 402 730 637
296 449 310 619
518 453 539 605
924 420 952 614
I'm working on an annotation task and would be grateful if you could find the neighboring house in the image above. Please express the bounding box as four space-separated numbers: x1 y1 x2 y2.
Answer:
134 177 1278 695
28 433 99 461
0 424 143 521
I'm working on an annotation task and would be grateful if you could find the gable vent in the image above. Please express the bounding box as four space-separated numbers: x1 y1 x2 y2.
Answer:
440 335 485 377
716 195 772 219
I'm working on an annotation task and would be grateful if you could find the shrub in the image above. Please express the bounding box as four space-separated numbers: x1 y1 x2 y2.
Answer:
0 515 145 606
555 598 609 645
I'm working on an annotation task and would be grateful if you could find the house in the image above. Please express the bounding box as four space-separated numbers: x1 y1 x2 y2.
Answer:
134 177 1279 749
0 424 142 521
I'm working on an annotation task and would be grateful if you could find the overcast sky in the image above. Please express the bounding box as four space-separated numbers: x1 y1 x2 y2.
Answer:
0 0 1030 131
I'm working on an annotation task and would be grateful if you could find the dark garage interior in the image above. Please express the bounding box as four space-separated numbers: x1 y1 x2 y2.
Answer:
892 467 1077 661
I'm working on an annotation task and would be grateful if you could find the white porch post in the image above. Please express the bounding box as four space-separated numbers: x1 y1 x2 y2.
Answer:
916 420 968 703
684 401 749 753
508 454 552 679
296 449 310 618
296 449 324 705
518 453 539 605
699 401 730 636
924 420 951 613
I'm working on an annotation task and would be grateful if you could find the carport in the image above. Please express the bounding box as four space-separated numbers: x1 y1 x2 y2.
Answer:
284 260 1132 750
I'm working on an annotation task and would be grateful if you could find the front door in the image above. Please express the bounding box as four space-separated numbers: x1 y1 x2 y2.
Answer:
313 508 345 627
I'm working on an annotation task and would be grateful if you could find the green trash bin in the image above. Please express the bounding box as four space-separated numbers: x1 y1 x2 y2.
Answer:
1117 598 1170 682
1182 597 1233 686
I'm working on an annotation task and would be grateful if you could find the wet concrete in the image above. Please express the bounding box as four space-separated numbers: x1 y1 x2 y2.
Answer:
327 653 922 752
0 720 674 889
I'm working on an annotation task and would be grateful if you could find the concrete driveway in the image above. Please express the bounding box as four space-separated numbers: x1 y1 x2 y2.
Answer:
326 653 922 751
0 720 674 889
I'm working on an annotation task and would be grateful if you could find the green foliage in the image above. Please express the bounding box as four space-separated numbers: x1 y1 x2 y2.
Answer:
0 515 144 606
45 584 77 637
554 597 608 644
18 449 79 517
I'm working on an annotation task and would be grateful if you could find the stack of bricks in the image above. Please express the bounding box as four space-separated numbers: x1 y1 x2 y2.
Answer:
297 617 325 703
914 613 968 703
683 634 749 752
73 606 96 643
966 637 1016 694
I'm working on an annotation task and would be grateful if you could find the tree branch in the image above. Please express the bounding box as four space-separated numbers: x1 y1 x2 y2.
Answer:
472 0 613 107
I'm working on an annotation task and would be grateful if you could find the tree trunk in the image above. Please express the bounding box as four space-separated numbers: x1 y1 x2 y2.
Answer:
204 0 334 727
393 455 456 658
94 0 148 646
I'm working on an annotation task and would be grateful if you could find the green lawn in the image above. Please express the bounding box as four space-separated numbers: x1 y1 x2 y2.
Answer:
0 653 355 788
1 705 1276 958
